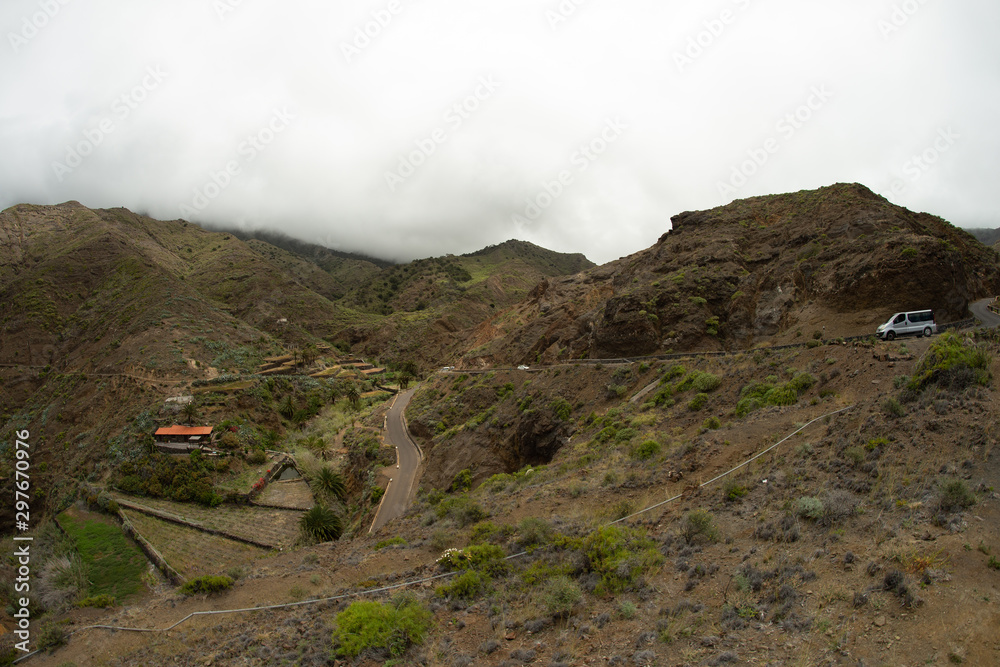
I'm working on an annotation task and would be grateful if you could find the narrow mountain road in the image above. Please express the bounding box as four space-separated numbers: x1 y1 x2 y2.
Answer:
970 297 1000 329
370 387 421 533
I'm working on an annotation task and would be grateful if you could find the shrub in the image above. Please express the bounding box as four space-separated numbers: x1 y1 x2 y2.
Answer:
300 505 344 542
939 479 976 511
844 446 865 466
723 479 748 501
632 439 661 461
822 489 859 524
76 594 115 609
582 525 663 594
435 496 488 527
375 536 407 550
180 575 234 595
437 544 508 580
681 510 719 544
687 392 709 411
663 365 687 381
331 598 432 659
882 397 905 418
450 469 473 493
517 517 554 549
246 449 267 465
542 575 582 617
908 333 992 391
796 497 825 521
702 416 722 430
550 397 572 421
437 570 489 600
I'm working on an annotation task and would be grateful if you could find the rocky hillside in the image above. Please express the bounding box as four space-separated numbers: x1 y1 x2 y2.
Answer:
459 184 1000 366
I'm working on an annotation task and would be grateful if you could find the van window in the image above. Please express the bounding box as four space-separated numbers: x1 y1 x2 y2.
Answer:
893 314 905 324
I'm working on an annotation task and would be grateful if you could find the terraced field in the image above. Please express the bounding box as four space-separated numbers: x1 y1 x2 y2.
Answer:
257 478 314 509
111 493 304 549
122 510 268 579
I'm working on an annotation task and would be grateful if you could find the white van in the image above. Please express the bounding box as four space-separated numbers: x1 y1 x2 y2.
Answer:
875 310 936 340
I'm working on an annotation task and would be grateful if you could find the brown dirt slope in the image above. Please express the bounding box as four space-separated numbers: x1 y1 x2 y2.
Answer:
28 329 1000 667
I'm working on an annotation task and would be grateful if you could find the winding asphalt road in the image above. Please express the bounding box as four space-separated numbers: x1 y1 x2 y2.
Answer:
369 387 422 533
970 297 1000 329
367 296 999 532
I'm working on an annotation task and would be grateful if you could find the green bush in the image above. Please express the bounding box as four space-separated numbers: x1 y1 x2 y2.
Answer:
582 525 663 595
882 397 905 418
681 510 719 544
702 416 722 430
543 575 582 617
843 446 865 466
300 505 344 542
437 544 508 577
632 439 661 461
436 570 489 600
939 480 976 511
796 497 825 521
180 575 234 596
450 469 473 493
374 537 407 550
517 517 554 549
550 397 572 421
734 373 815 416
908 333 992 392
76 594 116 608
469 520 513 544
435 496 488 527
723 479 748 501
331 598 432 659
687 392 709 411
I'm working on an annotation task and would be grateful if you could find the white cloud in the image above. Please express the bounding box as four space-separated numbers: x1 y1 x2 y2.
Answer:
1 0 998 264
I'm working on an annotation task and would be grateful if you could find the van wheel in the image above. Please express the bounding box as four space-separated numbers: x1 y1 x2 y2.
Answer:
923 327 932 337
886 331 896 341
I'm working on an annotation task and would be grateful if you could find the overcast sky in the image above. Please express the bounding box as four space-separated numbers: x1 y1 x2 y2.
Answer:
1 0 998 264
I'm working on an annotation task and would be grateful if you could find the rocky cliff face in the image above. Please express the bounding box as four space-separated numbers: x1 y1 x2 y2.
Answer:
459 184 1000 365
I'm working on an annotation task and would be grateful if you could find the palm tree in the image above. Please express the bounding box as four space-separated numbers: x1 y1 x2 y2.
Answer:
299 505 343 543
345 384 361 410
279 394 296 420
304 435 326 458
399 373 412 390
314 465 346 502
181 401 199 425
329 383 341 405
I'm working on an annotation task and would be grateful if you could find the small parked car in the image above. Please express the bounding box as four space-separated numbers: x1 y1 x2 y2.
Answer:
875 310 936 341
517 365 530 370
